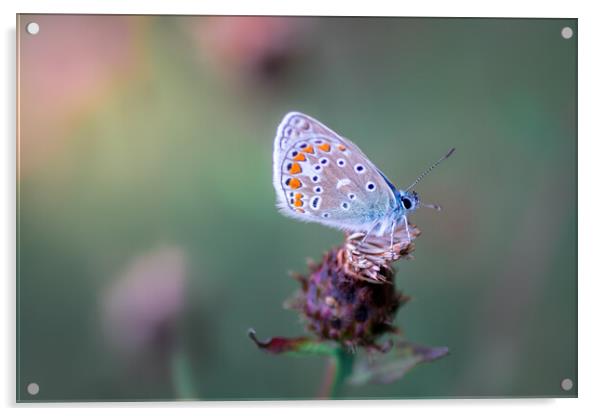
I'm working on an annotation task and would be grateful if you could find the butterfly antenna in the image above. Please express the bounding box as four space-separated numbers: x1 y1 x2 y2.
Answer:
405 148 455 192
422 203 442 211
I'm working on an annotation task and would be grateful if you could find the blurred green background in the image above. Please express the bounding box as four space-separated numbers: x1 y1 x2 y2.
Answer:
17 15 577 401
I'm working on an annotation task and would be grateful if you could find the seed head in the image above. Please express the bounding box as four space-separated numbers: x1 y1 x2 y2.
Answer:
286 222 419 349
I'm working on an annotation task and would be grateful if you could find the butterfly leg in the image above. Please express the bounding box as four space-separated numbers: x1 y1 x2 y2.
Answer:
389 219 397 249
360 221 380 245
403 214 411 244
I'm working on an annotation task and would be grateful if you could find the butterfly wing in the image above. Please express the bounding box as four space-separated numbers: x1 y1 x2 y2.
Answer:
273 112 398 234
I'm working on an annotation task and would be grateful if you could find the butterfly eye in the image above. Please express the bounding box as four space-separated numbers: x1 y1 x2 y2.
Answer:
401 196 413 210
366 182 376 192
354 164 365 173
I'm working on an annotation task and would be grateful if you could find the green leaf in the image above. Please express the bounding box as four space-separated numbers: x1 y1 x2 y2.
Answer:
348 341 449 385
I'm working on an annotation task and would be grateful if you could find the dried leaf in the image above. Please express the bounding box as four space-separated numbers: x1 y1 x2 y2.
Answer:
248 329 337 356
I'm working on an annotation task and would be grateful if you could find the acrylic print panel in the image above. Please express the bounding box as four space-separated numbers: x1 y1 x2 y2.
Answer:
16 14 577 401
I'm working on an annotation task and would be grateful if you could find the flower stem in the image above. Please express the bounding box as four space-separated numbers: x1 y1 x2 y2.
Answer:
327 347 354 398
170 348 199 400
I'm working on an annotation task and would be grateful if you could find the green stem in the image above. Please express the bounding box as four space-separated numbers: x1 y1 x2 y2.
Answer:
329 347 354 398
170 349 199 400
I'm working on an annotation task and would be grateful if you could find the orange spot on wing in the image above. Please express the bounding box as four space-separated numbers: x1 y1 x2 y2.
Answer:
294 199 303 207
294 193 303 199
318 143 331 152
289 178 302 189
302 145 315 154
293 153 306 161
289 163 302 174
337 144 346 151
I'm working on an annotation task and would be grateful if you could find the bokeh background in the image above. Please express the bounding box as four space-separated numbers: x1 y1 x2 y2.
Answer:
17 15 577 401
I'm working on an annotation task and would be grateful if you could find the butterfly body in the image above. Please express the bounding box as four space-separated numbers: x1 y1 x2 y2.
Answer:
272 112 421 241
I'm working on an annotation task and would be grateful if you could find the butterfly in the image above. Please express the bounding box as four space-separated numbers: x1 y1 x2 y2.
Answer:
272 112 454 246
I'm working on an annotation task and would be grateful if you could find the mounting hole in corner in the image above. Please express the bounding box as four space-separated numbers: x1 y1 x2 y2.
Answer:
27 382 40 396
26 22 40 35
561 378 574 391
561 26 573 39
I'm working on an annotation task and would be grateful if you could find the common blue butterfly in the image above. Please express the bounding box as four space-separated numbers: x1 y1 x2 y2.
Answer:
272 112 454 246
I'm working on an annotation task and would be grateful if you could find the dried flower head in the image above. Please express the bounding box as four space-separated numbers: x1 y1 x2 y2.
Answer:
344 223 421 283
250 220 448 393
284 222 418 350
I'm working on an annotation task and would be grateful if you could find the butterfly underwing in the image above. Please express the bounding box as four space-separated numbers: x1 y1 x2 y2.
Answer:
272 112 415 239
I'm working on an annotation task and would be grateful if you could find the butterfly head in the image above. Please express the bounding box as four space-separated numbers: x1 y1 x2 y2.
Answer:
398 190 420 212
